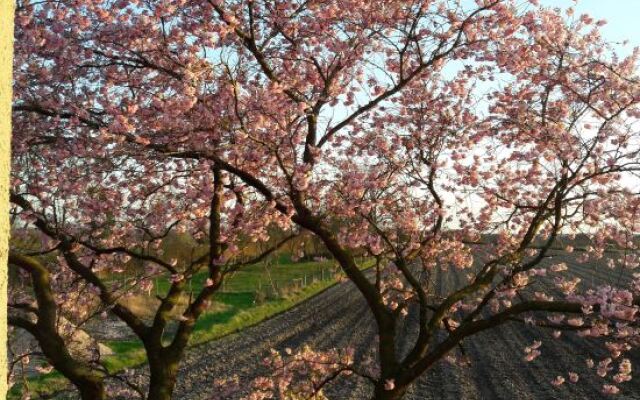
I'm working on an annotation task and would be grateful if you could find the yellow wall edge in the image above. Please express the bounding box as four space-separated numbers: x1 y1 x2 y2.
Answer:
0 0 14 398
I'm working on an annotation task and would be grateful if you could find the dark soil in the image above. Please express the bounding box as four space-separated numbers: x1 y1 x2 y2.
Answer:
173 251 640 400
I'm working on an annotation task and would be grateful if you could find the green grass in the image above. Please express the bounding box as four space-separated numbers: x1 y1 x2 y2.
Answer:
153 259 337 295
10 258 371 399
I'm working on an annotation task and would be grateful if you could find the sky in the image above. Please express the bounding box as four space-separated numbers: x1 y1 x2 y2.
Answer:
542 0 640 50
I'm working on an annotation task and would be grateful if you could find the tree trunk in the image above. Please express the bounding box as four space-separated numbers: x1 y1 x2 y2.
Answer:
37 331 106 400
41 351 106 400
147 357 179 400
75 377 106 400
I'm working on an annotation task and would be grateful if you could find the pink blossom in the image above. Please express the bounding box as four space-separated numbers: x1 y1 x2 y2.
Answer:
384 379 395 391
550 263 568 273
568 372 579 383
567 318 584 327
602 385 620 395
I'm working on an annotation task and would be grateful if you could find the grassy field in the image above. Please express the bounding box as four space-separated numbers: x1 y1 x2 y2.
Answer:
10 257 370 399
101 258 340 372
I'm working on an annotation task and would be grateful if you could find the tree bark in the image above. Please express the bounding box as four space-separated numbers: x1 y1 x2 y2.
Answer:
19 330 104 399
74 376 106 400
147 354 179 400
35 323 106 399
8 253 106 400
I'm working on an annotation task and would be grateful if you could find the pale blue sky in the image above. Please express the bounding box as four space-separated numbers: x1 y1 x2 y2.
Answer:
542 0 640 49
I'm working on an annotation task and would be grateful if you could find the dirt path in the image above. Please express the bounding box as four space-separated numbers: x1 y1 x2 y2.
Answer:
174 252 640 400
